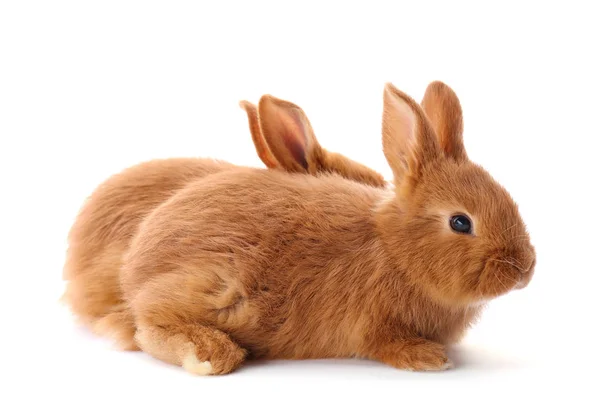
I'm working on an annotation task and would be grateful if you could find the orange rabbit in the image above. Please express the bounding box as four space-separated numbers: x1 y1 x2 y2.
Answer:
114 81 535 375
63 95 385 350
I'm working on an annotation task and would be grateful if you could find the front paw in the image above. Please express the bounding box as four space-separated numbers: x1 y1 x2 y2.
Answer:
404 347 453 372
375 338 453 372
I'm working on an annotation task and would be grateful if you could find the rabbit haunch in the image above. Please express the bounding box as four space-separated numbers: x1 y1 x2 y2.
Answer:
62 93 385 351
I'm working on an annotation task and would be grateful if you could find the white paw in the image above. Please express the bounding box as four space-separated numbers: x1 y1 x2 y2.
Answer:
418 359 454 372
182 352 213 376
440 359 454 370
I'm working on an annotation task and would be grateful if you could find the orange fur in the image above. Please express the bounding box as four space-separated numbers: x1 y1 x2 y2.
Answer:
242 95 386 187
63 95 385 351
239 100 279 169
62 159 234 350
64 82 535 375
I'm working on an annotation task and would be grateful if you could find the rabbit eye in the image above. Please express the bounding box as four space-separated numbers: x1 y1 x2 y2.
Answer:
450 215 472 234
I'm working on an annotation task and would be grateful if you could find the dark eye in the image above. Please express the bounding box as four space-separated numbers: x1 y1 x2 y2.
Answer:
450 215 472 234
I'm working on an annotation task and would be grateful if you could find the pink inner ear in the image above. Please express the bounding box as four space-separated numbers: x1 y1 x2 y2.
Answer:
280 110 309 170
388 92 418 155
283 132 308 169
382 85 426 181
394 99 417 143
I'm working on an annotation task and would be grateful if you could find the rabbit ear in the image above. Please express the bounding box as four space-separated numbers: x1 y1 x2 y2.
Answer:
257 95 320 173
256 95 385 187
239 100 281 169
382 83 439 186
421 81 467 162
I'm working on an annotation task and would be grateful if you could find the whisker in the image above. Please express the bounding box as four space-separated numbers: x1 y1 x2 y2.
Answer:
496 270 516 282
492 275 504 296
507 234 531 242
500 223 519 235
489 258 526 272
493 271 508 291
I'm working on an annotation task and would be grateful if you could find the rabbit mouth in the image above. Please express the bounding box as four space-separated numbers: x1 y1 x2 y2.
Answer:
514 256 536 289
477 255 534 299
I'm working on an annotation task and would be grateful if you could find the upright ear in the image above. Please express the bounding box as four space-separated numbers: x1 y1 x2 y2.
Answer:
257 95 320 173
382 83 439 186
421 81 467 162
239 100 280 169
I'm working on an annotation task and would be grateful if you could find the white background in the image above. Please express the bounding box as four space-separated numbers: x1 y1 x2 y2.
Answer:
1 1 598 411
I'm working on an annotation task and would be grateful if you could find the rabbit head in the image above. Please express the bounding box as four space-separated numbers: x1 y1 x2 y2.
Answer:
378 81 536 306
